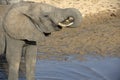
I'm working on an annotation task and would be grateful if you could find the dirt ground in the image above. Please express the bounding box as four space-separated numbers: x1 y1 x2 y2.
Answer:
24 0 120 58
37 17 120 60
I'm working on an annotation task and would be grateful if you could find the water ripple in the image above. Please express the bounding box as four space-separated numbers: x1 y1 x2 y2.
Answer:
0 56 120 80
36 60 107 80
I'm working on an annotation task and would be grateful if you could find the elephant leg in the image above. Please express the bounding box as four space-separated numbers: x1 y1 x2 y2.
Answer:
6 36 24 80
25 44 37 80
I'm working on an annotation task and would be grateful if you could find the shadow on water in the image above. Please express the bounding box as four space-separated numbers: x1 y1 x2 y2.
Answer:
0 54 8 80
0 54 120 80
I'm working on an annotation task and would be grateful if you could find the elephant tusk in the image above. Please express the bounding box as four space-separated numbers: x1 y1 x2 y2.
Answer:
58 16 74 27
58 22 73 27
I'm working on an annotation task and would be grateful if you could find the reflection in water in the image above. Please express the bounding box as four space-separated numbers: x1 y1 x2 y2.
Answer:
0 55 120 80
0 65 7 80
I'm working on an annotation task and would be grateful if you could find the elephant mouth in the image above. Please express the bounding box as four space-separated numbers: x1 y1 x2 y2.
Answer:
43 17 74 36
43 32 51 36
58 17 74 27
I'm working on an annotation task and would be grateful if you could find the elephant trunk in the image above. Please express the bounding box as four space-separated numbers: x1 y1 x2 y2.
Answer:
61 8 82 28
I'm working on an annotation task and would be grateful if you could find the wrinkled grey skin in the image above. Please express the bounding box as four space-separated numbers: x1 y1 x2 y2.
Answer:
0 2 82 80
0 0 23 4
0 0 8 4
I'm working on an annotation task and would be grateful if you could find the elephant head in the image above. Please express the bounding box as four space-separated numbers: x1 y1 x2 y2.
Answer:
49 8 82 28
3 2 82 42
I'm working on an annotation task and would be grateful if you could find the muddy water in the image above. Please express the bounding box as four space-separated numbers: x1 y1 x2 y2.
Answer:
0 55 120 80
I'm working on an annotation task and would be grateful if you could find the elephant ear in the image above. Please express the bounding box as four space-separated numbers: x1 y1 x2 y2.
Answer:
23 12 53 33
3 8 45 41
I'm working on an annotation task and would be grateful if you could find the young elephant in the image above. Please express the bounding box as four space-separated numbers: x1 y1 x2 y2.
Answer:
0 0 23 4
0 2 82 80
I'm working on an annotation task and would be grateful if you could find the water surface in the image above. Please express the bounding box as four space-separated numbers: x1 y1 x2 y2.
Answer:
0 55 120 80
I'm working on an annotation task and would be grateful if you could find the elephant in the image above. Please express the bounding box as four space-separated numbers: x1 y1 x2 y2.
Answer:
0 1 82 80
0 0 23 4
